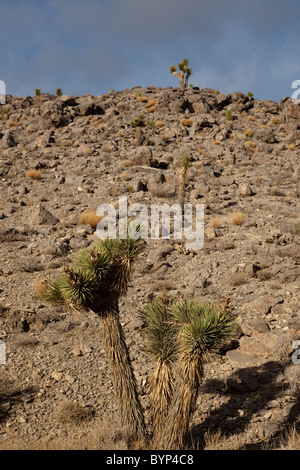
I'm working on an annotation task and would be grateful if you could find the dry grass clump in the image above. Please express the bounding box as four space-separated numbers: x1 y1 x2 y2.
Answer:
244 129 254 137
228 272 247 286
288 144 295 150
144 99 158 111
0 419 127 450
180 118 193 127
136 95 148 103
55 401 94 425
210 216 221 228
79 209 104 228
204 429 244 450
245 140 256 149
25 169 42 179
229 211 245 226
271 116 279 125
33 278 48 299
155 120 165 128
212 140 221 145
277 425 300 450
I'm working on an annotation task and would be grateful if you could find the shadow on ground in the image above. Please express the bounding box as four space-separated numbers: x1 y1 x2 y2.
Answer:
0 373 37 424
189 360 300 449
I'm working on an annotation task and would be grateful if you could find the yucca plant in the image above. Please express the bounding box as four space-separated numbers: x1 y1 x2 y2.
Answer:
169 59 192 89
178 153 192 210
35 88 41 97
158 300 237 449
140 298 178 441
43 234 147 442
226 109 233 121
56 87 63 97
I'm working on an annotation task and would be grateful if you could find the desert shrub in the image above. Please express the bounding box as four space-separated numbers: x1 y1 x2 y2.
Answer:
25 169 42 179
226 109 232 121
56 401 94 425
79 209 104 228
180 118 192 127
229 211 245 226
244 129 254 137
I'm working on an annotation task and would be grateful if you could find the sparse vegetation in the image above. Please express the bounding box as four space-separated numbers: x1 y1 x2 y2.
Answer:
56 401 93 424
1 83 300 451
25 169 42 179
79 209 104 228
210 216 221 228
226 109 232 121
180 118 192 127
244 128 254 137
130 114 145 127
229 211 245 226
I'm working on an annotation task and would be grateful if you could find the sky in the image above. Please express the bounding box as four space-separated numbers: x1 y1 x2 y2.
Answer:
1 0 300 102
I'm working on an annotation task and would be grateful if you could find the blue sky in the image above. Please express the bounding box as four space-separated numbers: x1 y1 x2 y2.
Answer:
1 0 300 102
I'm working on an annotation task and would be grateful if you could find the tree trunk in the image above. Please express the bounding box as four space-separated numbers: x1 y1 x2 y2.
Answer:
178 169 186 210
158 358 203 450
100 305 147 442
150 359 174 444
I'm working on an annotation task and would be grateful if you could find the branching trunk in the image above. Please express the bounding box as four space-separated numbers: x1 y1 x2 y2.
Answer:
178 168 186 210
172 71 184 89
100 305 146 442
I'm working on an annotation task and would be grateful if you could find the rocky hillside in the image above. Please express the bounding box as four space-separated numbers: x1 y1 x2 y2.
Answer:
0 86 299 449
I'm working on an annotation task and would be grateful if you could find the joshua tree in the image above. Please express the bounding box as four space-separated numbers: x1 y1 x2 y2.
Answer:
35 88 41 97
56 88 63 97
130 114 145 146
142 299 236 450
178 153 192 210
42 230 236 449
169 59 192 89
43 235 147 442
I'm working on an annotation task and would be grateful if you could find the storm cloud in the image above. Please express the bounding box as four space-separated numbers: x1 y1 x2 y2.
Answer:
1 0 300 100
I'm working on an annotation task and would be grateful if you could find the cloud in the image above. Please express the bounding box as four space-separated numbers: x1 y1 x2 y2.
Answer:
1 0 300 99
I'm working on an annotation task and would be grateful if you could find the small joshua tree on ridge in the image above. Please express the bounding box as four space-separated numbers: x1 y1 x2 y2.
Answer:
169 58 192 89
178 153 192 210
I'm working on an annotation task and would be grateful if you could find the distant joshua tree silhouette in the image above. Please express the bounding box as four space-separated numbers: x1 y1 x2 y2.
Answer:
169 58 192 89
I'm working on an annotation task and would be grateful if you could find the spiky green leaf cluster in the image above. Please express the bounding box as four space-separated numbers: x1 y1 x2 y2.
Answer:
142 298 237 365
43 269 96 307
130 114 145 127
43 233 146 312
141 300 178 364
180 153 192 172
175 301 237 360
